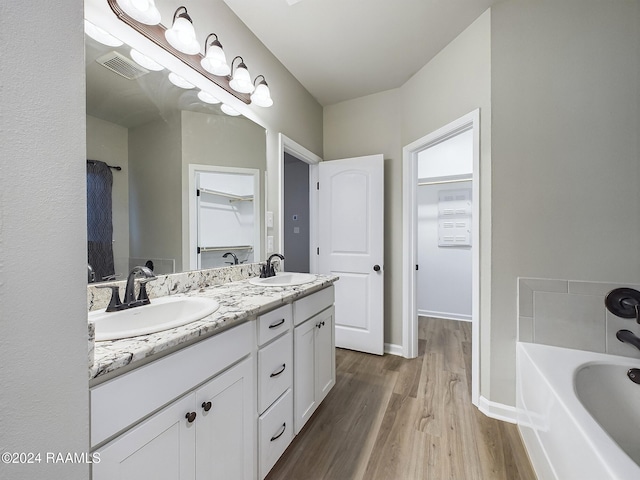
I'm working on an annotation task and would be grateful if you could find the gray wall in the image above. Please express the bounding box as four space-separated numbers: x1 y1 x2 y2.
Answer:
181 111 266 268
324 11 490 353
417 182 472 320
86 115 130 278
284 153 310 273
490 0 640 404
0 2 90 479
129 117 183 272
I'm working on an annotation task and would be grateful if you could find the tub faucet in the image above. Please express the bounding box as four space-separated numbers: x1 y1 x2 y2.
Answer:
124 266 156 307
223 252 239 265
261 253 284 278
616 329 640 352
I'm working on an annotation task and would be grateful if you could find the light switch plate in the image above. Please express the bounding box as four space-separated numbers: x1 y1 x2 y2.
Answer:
266 211 274 228
267 236 274 253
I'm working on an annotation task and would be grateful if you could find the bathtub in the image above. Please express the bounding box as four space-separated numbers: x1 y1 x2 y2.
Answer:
516 342 640 480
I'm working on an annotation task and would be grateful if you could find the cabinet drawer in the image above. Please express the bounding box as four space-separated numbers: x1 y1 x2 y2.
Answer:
293 286 334 326
258 389 293 480
257 304 292 346
258 332 293 414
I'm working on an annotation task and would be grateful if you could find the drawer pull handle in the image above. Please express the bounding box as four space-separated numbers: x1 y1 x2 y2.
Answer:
316 321 325 329
202 401 212 412
270 423 286 442
270 364 286 377
185 412 197 423
269 318 286 329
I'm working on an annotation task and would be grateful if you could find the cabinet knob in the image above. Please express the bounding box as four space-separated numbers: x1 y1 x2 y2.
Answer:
202 401 212 412
185 411 197 423
373 264 381 272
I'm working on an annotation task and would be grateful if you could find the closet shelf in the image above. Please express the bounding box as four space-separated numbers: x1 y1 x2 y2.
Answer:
198 188 254 202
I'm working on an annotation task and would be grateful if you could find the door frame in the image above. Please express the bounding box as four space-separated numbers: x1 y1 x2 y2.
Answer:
402 109 480 406
278 133 322 273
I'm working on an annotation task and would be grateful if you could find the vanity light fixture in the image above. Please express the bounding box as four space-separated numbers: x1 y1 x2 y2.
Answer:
104 0 274 106
116 0 161 25
229 56 255 94
85 19 123 47
165 6 200 55
250 75 273 107
130 49 164 71
197 90 221 104
220 103 241 116
201 33 230 76
168 72 195 89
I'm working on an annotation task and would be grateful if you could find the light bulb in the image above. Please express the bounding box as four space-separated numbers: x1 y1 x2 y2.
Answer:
198 91 221 105
201 43 230 76
168 72 194 89
229 64 254 94
221 104 241 116
116 0 161 25
130 49 164 71
84 20 123 47
165 10 201 55
250 81 273 107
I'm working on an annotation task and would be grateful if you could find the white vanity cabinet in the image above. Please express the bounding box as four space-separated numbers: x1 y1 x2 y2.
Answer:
92 322 255 480
293 287 335 434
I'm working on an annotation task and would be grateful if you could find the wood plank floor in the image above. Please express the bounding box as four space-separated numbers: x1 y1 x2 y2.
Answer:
266 317 536 480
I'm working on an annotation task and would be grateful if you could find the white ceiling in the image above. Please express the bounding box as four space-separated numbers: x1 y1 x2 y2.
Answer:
223 0 494 106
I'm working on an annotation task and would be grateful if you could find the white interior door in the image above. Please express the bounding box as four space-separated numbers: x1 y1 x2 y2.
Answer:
318 155 384 355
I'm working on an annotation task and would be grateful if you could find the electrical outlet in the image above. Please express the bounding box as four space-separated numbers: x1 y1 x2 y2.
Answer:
266 211 273 228
267 236 274 253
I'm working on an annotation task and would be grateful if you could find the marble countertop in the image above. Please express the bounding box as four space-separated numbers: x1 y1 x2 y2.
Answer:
90 274 338 381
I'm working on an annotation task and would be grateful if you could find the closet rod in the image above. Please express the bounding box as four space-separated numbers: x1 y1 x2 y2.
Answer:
418 177 472 186
199 245 253 253
198 187 253 202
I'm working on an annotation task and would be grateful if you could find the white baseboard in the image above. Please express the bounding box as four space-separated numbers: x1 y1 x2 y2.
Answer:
478 396 517 424
384 343 404 357
418 310 472 322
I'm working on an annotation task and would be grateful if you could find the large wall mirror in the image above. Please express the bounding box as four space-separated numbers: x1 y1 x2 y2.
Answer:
85 33 266 282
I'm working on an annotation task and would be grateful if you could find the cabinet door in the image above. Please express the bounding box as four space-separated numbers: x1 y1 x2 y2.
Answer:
315 306 335 404
195 357 255 480
93 394 196 480
294 317 317 434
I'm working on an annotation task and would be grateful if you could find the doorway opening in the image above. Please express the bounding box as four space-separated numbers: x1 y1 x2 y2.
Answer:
278 134 321 273
284 153 311 272
402 110 480 406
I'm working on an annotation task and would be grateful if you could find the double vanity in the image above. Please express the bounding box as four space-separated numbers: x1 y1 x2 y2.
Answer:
88 264 338 480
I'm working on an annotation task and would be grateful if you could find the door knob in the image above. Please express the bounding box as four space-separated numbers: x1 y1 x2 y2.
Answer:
373 265 381 272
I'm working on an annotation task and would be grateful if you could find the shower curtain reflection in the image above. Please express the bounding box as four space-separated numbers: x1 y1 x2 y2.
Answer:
87 160 115 281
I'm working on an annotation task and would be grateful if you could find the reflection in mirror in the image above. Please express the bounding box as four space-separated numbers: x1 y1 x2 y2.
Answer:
85 32 266 282
191 165 261 269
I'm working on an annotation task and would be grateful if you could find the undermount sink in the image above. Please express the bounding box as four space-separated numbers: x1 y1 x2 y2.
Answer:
249 272 317 287
90 295 220 342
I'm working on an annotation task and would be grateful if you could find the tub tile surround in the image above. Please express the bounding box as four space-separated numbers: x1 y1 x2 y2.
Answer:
88 262 338 380
518 277 640 358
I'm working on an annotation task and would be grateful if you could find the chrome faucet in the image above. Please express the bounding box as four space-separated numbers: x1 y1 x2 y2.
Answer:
124 266 157 307
223 252 239 265
261 254 284 278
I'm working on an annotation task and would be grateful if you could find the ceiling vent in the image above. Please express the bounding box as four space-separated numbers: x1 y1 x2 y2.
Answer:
96 51 149 80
